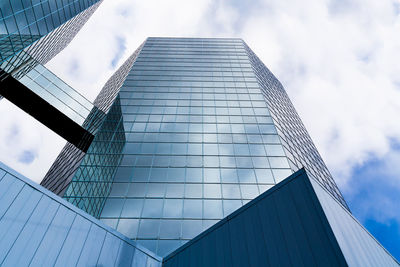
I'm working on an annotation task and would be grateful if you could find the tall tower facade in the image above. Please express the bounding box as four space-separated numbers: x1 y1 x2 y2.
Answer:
0 0 102 77
44 37 348 257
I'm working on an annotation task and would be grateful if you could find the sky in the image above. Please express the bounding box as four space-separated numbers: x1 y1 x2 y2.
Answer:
0 0 399 260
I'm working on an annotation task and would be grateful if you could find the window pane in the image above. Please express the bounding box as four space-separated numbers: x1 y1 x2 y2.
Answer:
102 199 124 218
121 199 143 217
203 200 223 219
146 183 166 197
222 184 241 199
138 219 160 238
166 184 184 198
183 199 202 219
127 183 147 197
185 184 202 198
159 220 182 239
186 168 202 182
182 220 203 239
269 157 290 168
240 185 259 199
220 169 238 183
237 169 256 183
204 168 220 183
255 169 275 184
117 219 139 238
142 199 164 218
223 200 242 216
204 184 221 198
163 199 183 218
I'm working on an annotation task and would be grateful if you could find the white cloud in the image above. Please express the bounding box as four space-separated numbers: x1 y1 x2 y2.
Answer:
0 100 65 182
3 0 400 193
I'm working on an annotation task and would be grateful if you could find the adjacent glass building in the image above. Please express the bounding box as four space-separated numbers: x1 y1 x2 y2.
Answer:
0 0 102 77
0 0 104 157
43 37 347 257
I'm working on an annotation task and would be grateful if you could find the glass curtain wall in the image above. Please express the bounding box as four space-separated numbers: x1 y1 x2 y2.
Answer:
97 38 292 256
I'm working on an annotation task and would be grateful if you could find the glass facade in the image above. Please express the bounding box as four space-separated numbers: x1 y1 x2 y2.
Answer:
103 38 298 256
43 37 348 257
244 43 348 208
60 37 298 256
63 96 126 217
0 0 101 77
41 44 143 196
17 62 93 126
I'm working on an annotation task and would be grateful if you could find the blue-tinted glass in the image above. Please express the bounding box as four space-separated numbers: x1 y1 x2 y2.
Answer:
184 199 202 219
237 169 256 183
265 144 285 156
221 169 238 183
142 199 164 218
166 184 184 198
222 184 241 199
204 184 222 198
102 199 124 217
252 157 270 168
182 220 203 239
121 199 143 217
203 200 223 219
138 219 160 238
255 169 275 184
157 240 182 258
223 199 242 216
127 183 147 197
236 157 253 168
185 184 203 198
147 183 166 197
240 184 260 199
186 168 202 182
203 220 219 230
109 183 129 196
273 169 293 183
56 38 338 257
132 168 150 182
117 219 139 238
159 220 181 239
269 157 290 168
204 168 220 183
163 199 183 218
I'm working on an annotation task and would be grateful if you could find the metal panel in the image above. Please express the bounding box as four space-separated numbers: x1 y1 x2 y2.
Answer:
310 177 399 267
54 215 92 266
2 195 59 266
0 162 162 267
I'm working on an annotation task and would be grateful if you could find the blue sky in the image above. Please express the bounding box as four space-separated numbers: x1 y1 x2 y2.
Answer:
342 145 400 259
0 0 399 260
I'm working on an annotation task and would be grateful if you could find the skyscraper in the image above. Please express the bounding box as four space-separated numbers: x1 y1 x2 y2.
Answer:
1 37 398 265
43 37 347 256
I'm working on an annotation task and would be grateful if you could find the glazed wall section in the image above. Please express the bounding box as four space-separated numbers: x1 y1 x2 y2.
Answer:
243 42 348 209
41 46 141 197
163 169 399 267
0 162 162 267
98 37 293 256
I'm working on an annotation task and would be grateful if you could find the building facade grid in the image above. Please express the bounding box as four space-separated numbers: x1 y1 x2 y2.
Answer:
42 37 349 257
